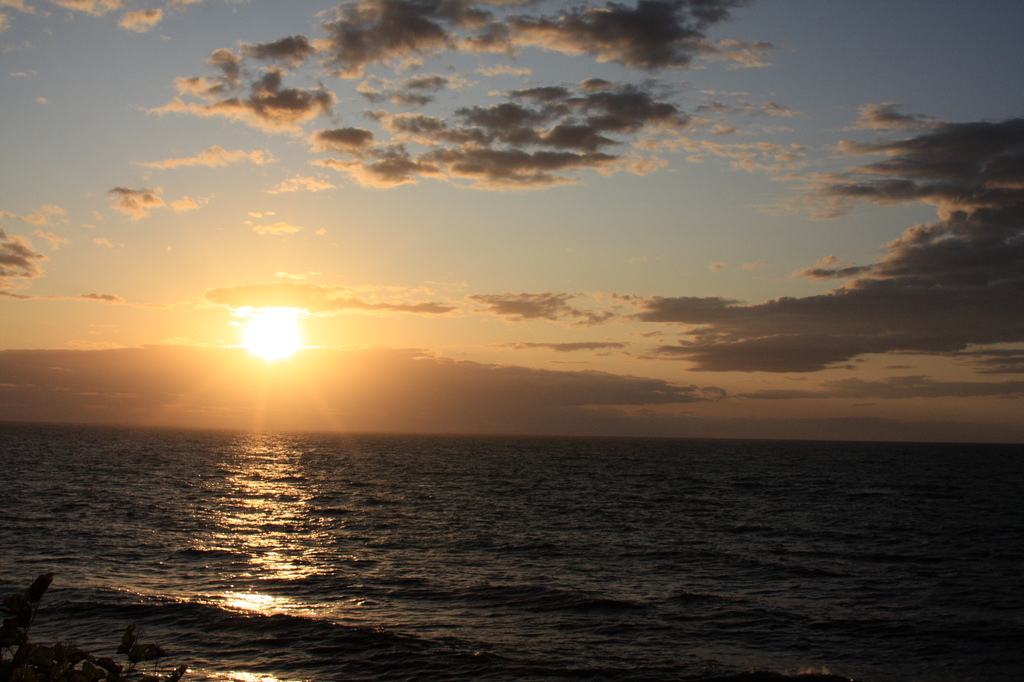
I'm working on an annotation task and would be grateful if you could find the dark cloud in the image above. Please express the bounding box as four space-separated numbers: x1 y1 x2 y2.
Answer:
470 292 614 325
0 291 126 303
320 0 477 77
202 281 455 315
952 349 1024 375
312 127 377 152
423 147 617 187
208 47 243 86
156 67 334 132
0 346 725 435
158 0 762 187
313 0 757 77
108 187 166 220
507 0 758 70
315 145 444 187
326 82 686 187
0 231 47 290
503 341 628 352
74 292 126 303
822 118 1024 216
740 376 1024 400
357 73 457 106
241 35 316 67
3 347 1019 442
640 118 1024 372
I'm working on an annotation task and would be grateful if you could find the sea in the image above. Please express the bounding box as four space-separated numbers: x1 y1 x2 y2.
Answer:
1 422 1022 682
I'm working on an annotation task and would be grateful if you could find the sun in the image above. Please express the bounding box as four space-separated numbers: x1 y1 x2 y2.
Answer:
242 308 303 360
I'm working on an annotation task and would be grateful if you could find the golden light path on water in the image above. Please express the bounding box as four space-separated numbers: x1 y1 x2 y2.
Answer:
207 673 306 682
191 432 325 623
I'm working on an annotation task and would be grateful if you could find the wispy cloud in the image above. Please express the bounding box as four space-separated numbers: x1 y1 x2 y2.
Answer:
0 204 65 226
135 146 275 169
201 281 456 315
250 221 303 236
470 292 614 326
265 176 335 194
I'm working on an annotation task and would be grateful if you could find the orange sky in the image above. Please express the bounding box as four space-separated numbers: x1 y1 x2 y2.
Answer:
2 0 1023 442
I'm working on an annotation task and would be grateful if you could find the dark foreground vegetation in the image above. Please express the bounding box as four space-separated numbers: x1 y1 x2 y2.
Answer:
1 574 186 682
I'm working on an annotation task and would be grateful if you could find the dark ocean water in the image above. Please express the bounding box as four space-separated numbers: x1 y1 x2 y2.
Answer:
1 422 1022 682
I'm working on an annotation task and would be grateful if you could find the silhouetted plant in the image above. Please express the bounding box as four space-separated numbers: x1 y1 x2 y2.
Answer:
1 574 186 682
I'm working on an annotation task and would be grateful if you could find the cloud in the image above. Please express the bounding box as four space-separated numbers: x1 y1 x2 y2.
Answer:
75 292 125 303
107 187 166 220
476 64 531 77
93 237 120 250
422 147 618 187
357 73 464 106
311 0 758 79
118 8 161 32
740 376 1024 400
502 341 628 353
319 0 474 78
265 176 336 194
648 135 806 174
201 281 456 315
48 0 124 16
136 146 275 169
241 35 316 67
152 68 334 133
470 292 614 326
321 82 687 188
507 0 761 70
315 147 444 188
695 97 796 119
954 349 1024 375
0 204 66 225
638 117 1024 372
0 0 32 13
848 103 939 131
32 229 71 250
153 2 773 191
0 346 727 435
0 290 126 303
171 196 201 213
251 221 302 235
1 231 47 289
311 127 376 152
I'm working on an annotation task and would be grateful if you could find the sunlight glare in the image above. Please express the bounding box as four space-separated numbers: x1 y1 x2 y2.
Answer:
242 308 302 360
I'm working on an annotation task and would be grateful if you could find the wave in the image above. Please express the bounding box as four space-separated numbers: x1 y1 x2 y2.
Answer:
454 583 647 613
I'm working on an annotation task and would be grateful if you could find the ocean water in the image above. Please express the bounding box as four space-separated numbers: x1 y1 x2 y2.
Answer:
1 422 1022 682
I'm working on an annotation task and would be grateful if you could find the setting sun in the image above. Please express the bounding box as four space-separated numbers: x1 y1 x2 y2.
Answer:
242 308 302 360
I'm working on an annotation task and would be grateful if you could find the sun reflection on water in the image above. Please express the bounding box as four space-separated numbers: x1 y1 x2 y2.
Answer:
190 432 330 617
221 590 287 614
204 672 306 682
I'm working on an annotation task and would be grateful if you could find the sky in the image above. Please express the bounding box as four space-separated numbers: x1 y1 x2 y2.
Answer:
2 0 1023 442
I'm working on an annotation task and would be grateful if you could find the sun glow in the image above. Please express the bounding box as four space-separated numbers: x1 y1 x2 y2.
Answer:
242 308 303 360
